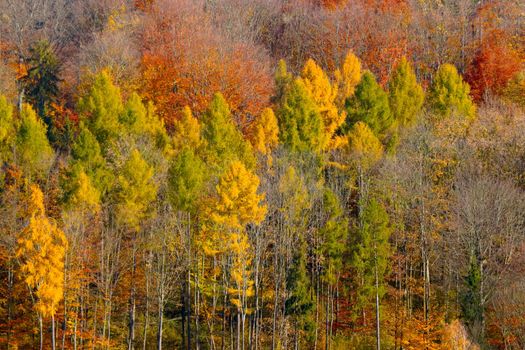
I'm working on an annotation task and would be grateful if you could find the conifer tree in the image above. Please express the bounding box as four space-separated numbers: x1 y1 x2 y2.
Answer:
17 184 67 350
16 104 54 178
113 149 157 230
78 70 123 148
172 106 203 154
300 59 345 149
247 107 279 156
388 57 425 127
427 64 476 119
273 59 293 106
345 121 384 171
22 40 60 120
278 78 325 153
345 71 393 140
335 51 362 107
201 93 255 171
0 95 15 164
168 148 207 213
351 199 391 348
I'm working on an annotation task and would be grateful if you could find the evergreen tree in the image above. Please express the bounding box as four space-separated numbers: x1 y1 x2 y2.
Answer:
168 148 207 213
201 93 255 171
461 255 483 329
22 40 60 120
278 78 325 153
78 70 123 149
345 71 393 139
345 121 384 171
427 63 476 119
16 104 54 178
351 199 391 328
0 95 15 164
388 57 425 127
113 149 157 230
172 106 203 154
273 59 293 106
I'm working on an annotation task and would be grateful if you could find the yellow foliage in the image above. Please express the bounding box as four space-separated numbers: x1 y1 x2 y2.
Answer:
172 106 203 153
248 107 279 155
335 51 362 105
346 121 384 170
300 59 346 150
17 184 68 317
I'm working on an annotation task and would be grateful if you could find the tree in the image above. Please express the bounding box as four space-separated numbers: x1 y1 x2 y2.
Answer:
172 106 203 154
427 64 476 120
466 30 522 101
201 93 255 171
278 78 325 153
388 57 424 127
351 198 391 349
345 121 384 171
16 184 67 350
273 59 293 106
16 104 54 178
113 149 157 230
21 40 60 122
168 148 207 213
77 70 123 148
247 107 279 156
345 71 393 140
300 59 345 150
0 95 15 165
335 51 362 107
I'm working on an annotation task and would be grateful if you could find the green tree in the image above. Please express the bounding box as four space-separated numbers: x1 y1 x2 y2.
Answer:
345 71 393 139
16 104 54 178
277 78 325 153
0 95 15 164
427 63 476 119
113 149 157 230
78 70 123 148
22 40 60 120
461 255 483 330
201 92 255 171
273 59 293 106
351 198 391 347
168 148 207 213
388 57 425 127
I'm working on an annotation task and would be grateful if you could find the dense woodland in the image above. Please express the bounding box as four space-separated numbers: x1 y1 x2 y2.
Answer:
0 0 525 349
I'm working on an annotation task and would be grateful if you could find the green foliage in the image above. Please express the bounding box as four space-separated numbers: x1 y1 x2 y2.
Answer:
201 92 255 171
113 149 157 230
78 70 123 148
16 104 54 178
168 148 207 213
71 124 111 194
273 59 293 106
351 199 392 313
61 163 101 214
427 63 476 119
277 78 325 153
0 95 15 163
388 57 425 127
285 238 315 342
461 255 483 328
319 189 348 285
345 71 393 139
22 40 60 119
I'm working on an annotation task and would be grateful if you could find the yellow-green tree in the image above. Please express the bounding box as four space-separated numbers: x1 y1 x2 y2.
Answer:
346 121 384 171
427 64 476 120
172 106 203 154
17 184 67 350
0 95 15 165
16 104 54 179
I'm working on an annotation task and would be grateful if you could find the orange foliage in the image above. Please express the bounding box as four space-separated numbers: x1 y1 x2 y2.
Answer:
466 30 523 101
140 0 273 130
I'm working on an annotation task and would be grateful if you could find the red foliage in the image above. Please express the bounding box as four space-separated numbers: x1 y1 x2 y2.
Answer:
466 30 522 101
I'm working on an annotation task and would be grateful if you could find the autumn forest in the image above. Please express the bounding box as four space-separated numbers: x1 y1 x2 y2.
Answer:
1 0 525 349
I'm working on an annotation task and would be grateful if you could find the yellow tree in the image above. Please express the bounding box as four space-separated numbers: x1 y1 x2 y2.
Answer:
247 107 279 156
172 106 203 154
300 59 346 150
335 51 362 107
206 160 266 350
16 184 67 350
